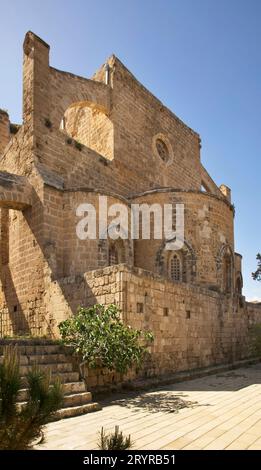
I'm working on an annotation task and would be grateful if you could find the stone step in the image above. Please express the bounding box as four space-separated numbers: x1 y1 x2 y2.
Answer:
55 402 102 420
0 339 60 345
0 344 63 355
17 381 87 402
19 362 73 375
0 339 101 420
17 391 92 410
0 353 70 366
21 371 80 385
63 391 92 407
63 381 86 394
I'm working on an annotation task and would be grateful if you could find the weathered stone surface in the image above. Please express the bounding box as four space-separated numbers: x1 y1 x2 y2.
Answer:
0 31 260 385
0 171 32 209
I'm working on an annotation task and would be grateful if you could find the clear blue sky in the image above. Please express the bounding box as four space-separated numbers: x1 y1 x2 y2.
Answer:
0 0 260 300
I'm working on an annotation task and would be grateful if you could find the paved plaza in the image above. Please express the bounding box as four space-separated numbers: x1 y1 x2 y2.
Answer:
38 363 261 450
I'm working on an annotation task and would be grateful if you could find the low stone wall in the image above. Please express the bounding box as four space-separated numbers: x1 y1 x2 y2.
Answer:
44 265 261 387
121 267 249 375
79 363 136 393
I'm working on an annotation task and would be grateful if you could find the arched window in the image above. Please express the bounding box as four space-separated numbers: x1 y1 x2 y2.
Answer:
235 274 244 309
169 254 182 281
236 276 242 296
99 233 131 269
222 253 232 293
60 102 113 161
157 239 196 283
217 245 234 295
108 245 119 266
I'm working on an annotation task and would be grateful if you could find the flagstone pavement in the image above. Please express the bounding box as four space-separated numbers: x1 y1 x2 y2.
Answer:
37 363 261 450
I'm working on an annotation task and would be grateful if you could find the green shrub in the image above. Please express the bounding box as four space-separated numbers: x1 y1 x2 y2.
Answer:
0 345 20 423
252 253 261 281
98 425 133 450
74 140 83 151
0 345 63 450
59 304 154 375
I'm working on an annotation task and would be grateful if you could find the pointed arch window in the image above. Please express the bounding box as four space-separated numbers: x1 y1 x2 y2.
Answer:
236 276 242 295
222 252 232 294
169 254 182 281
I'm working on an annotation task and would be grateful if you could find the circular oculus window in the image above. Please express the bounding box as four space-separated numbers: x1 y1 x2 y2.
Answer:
156 138 169 162
152 133 173 165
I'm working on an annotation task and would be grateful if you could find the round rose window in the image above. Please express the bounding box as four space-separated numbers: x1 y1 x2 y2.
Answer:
155 138 170 163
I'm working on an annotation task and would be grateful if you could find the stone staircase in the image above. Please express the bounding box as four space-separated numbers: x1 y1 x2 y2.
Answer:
0 339 101 420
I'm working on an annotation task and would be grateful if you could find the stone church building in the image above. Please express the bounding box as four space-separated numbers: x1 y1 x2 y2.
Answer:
0 32 260 377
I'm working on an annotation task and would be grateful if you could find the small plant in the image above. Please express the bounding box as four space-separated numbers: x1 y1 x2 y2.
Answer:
98 425 133 450
44 118 52 129
59 304 154 375
99 156 108 166
74 140 83 151
65 137 83 151
0 345 63 450
252 253 261 281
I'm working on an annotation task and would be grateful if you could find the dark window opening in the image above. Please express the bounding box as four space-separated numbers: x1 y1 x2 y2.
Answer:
137 303 144 313
109 245 119 266
163 307 169 317
170 254 182 281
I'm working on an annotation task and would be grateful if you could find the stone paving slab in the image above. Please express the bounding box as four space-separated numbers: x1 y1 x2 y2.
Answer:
37 363 261 450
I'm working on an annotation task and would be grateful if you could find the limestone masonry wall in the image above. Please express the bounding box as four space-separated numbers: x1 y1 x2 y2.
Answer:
0 32 260 384
43 265 261 388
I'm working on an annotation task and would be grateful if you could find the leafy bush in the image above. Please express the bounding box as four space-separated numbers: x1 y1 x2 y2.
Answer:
74 140 83 151
59 304 154 375
0 345 63 450
252 253 261 281
98 425 133 450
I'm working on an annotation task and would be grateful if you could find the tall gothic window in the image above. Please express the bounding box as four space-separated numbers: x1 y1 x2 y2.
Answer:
222 253 232 293
235 275 243 309
169 254 182 281
236 276 242 296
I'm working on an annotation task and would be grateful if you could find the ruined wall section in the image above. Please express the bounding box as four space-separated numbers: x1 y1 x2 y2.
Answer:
24 32 203 198
200 165 224 197
109 56 202 192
